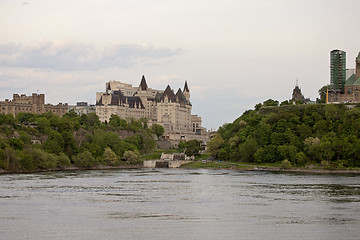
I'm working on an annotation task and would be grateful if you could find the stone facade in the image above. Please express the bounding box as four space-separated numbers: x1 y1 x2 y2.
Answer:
328 51 360 103
0 93 68 117
290 85 310 103
96 76 209 142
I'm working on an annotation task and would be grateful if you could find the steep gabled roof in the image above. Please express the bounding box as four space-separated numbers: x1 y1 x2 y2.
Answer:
139 75 148 91
155 92 163 102
110 91 126 105
353 77 360 86
127 96 145 109
160 85 176 102
345 74 357 86
183 81 189 92
176 88 187 105
106 82 111 91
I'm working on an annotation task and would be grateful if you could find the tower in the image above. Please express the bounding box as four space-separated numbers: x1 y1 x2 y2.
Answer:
183 81 190 102
138 75 148 91
356 52 360 80
330 49 346 93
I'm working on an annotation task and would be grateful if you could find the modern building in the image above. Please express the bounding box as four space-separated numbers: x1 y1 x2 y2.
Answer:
68 102 96 115
0 93 68 117
96 76 209 143
330 49 346 93
328 51 360 103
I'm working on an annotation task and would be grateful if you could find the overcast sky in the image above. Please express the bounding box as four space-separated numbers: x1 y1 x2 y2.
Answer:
1 0 360 129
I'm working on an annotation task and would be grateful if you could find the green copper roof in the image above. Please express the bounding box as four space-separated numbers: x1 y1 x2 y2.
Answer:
345 74 357 86
357 52 360 59
354 77 360 86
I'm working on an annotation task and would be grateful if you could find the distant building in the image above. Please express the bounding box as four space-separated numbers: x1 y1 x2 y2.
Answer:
96 76 209 143
68 102 96 115
328 50 360 103
0 93 68 117
290 81 310 104
330 49 347 93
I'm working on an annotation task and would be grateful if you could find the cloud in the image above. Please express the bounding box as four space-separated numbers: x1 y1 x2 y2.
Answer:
0 40 182 71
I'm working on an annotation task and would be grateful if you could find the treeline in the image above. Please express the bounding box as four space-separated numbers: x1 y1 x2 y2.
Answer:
0 111 164 172
207 102 360 168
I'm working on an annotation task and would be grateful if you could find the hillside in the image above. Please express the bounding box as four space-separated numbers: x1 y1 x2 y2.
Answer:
0 111 161 172
208 103 360 168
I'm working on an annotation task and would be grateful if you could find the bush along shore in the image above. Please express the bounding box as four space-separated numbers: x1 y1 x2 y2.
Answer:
206 102 360 171
0 111 166 173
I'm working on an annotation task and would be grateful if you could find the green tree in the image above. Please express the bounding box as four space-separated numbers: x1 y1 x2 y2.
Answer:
151 124 164 139
280 100 291 106
318 85 328 103
263 99 279 107
207 134 224 158
123 150 140 164
102 147 118 165
184 139 201 157
56 153 71 168
239 137 258 162
73 151 98 168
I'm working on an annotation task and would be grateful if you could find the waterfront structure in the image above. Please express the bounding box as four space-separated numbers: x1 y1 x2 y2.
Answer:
68 102 96 115
328 51 360 103
96 76 209 143
0 93 68 117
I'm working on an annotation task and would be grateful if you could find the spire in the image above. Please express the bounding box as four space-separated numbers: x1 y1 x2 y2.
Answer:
183 81 189 92
139 75 148 91
357 52 360 60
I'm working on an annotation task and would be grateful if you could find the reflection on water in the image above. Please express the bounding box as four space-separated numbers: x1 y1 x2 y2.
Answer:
1 169 360 240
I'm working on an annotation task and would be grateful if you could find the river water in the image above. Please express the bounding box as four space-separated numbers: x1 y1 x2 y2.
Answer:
1 169 360 240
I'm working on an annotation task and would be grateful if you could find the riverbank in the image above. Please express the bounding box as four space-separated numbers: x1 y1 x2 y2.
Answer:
180 161 360 174
2 161 360 174
0 164 143 174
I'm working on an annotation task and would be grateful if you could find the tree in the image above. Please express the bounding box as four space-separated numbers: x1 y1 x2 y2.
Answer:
123 150 139 164
254 103 262 111
184 139 201 157
318 85 328 103
207 134 224 158
56 153 71 168
239 137 258 162
73 151 98 168
86 113 100 128
280 100 291 106
263 99 279 107
109 114 121 128
178 141 186 151
102 147 118 165
3 147 20 171
43 131 64 155
151 124 164 139
218 148 229 161
36 117 51 133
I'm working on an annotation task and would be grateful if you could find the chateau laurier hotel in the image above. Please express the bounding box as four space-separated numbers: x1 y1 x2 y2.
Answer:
96 76 209 143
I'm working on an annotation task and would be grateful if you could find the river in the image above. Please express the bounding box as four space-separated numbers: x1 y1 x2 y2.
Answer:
1 169 360 240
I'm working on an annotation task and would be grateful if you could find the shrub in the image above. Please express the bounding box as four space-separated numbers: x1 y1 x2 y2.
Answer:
56 153 71 168
281 159 292 169
73 151 98 168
